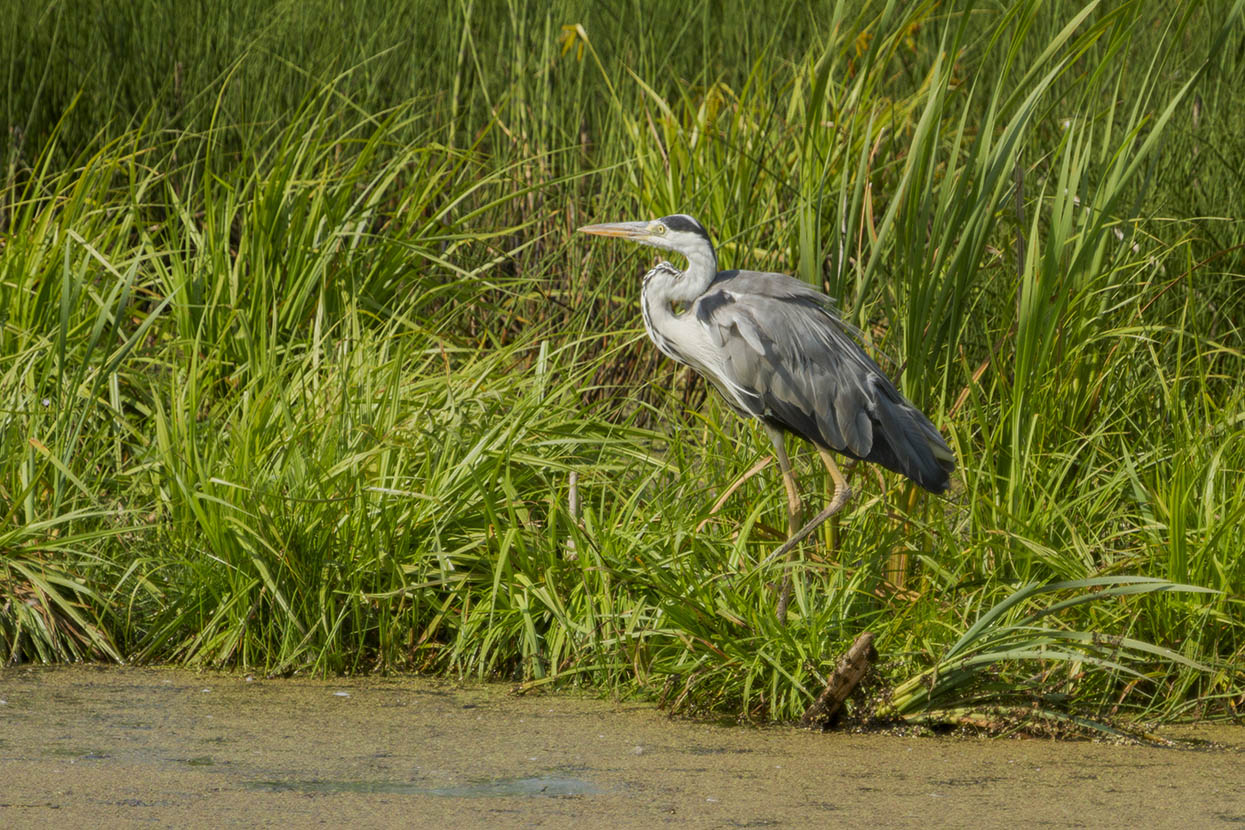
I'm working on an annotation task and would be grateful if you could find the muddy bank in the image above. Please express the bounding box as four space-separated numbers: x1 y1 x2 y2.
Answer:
0 665 1241 828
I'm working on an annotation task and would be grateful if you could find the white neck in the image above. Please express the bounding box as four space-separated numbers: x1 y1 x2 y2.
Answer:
654 243 717 306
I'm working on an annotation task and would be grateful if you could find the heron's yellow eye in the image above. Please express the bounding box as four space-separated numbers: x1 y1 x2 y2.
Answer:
653 223 667 235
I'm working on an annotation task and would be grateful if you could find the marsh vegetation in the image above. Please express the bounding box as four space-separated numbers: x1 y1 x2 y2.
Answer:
1 0 1242 728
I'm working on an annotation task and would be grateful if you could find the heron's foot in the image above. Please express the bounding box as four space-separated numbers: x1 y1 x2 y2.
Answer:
770 485 852 565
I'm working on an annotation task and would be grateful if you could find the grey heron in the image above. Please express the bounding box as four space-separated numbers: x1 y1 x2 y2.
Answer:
579 214 955 621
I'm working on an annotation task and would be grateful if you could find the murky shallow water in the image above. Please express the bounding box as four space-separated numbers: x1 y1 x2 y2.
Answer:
0 665 1241 828
244 774 601 797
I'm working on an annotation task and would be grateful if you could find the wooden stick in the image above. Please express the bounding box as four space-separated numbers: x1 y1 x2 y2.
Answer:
800 632 876 729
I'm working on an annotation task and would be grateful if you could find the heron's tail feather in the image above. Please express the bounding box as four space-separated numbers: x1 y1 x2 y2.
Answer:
857 397 955 493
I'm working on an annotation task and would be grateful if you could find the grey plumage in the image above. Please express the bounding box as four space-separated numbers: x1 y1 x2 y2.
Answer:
580 213 954 494
692 269 954 492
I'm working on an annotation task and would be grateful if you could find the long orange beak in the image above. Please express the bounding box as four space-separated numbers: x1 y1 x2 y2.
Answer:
577 221 652 239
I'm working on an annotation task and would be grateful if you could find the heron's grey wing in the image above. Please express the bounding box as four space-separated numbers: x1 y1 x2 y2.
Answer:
695 273 955 493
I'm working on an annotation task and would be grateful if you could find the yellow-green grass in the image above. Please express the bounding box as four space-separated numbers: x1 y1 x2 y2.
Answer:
1 0 1242 727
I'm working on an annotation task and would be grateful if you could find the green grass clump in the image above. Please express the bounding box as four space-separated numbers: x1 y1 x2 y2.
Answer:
1 0 1242 728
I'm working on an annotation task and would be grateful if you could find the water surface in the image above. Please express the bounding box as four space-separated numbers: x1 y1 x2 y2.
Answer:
1 665 1240 827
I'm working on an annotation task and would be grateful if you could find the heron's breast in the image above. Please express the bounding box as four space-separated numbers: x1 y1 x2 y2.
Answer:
644 306 759 416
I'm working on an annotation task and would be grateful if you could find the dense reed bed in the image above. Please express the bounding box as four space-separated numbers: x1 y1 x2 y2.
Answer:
2 0 1242 727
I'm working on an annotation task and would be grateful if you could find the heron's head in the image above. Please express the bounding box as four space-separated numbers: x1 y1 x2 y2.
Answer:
577 214 714 261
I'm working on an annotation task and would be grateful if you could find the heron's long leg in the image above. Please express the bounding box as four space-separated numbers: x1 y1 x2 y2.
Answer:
816 447 853 521
767 448 854 576
766 426 802 625
766 428 802 537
